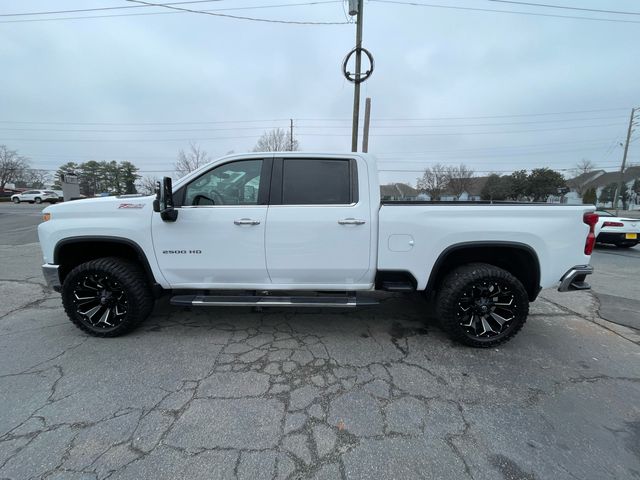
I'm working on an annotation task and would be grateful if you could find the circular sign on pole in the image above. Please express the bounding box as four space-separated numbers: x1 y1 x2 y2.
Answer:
342 47 374 84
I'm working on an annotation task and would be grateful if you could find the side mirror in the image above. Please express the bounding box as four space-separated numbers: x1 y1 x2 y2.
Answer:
153 177 178 222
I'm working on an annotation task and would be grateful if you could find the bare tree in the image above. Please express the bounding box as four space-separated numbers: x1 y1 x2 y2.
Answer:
574 158 595 176
445 164 475 199
253 128 299 152
0 145 30 190
416 163 449 200
174 142 210 178
138 175 160 195
24 169 50 189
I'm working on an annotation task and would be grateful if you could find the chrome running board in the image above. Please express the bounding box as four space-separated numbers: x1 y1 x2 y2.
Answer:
170 294 379 308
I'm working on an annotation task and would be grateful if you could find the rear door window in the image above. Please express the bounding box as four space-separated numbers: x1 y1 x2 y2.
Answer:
281 159 354 205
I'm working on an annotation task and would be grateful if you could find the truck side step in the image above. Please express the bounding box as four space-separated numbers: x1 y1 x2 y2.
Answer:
380 281 415 292
170 294 379 308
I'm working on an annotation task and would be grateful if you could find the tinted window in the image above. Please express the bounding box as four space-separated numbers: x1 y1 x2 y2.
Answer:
282 159 352 205
184 160 262 206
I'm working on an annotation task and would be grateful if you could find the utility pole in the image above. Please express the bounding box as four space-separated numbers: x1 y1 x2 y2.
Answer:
289 118 294 151
351 0 364 152
362 97 371 153
613 107 635 214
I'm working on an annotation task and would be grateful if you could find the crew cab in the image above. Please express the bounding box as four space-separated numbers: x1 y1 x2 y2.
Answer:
38 152 596 347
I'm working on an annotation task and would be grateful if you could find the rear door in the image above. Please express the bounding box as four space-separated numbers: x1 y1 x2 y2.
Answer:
265 157 373 287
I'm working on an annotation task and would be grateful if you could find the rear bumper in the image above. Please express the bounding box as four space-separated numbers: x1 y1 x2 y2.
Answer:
42 264 61 292
597 232 638 245
558 265 593 292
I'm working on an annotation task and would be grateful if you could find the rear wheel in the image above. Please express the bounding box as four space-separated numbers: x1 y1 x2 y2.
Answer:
436 263 529 348
62 257 154 337
34 197 42 204
12 197 19 204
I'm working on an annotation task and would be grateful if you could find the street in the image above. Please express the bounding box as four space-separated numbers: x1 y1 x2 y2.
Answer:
0 202 639 480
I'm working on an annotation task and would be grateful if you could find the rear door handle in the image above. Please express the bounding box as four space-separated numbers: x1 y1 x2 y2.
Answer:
338 218 366 225
234 218 261 226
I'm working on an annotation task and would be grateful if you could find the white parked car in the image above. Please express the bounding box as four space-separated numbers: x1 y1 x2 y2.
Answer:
11 190 59 204
594 210 639 248
38 152 597 347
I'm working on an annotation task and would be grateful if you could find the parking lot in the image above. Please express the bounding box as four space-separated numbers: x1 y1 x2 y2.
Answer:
1 202 639 480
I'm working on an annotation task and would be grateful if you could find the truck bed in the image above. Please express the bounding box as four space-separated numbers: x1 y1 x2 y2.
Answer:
377 202 593 291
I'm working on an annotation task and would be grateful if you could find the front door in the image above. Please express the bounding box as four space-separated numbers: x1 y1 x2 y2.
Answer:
265 157 373 287
152 158 271 288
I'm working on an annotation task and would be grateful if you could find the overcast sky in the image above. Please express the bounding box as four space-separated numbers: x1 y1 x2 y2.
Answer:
1 0 638 185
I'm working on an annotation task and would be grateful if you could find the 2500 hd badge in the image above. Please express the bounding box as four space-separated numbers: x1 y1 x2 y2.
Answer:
162 250 202 254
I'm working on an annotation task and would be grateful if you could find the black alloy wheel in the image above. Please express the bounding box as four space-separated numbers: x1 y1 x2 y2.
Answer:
71 273 129 331
457 280 517 339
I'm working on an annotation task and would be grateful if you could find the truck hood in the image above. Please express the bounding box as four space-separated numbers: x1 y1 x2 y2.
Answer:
43 195 155 216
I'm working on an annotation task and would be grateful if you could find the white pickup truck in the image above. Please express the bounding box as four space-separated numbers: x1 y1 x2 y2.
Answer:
38 152 596 347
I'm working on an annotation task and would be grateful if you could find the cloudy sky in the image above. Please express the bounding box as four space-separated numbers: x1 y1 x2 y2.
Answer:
1 0 638 185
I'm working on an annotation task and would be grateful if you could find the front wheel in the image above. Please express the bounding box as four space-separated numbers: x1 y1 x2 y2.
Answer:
34 197 42 204
62 257 154 337
436 263 529 348
12 197 20 204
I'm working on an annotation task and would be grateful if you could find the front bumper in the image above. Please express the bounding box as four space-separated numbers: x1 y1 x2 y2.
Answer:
558 265 593 292
42 264 61 292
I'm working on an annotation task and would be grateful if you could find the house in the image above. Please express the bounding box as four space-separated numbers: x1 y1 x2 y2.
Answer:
380 183 420 201
439 176 490 201
567 167 640 208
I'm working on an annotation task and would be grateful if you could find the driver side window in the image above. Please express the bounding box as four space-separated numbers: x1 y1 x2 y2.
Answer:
184 160 263 206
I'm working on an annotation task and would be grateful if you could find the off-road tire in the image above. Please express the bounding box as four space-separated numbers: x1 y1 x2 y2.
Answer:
436 263 529 348
62 257 154 337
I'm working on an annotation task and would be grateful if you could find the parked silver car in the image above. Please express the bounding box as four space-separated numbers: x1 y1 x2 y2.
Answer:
11 190 59 204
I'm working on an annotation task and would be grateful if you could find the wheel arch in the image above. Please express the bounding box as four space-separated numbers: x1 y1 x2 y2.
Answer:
426 241 541 301
54 236 159 291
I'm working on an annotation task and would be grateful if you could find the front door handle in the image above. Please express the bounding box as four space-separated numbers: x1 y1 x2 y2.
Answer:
338 218 366 225
234 218 261 226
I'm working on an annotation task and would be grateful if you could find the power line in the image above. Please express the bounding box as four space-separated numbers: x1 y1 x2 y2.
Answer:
370 0 640 24
0 116 628 133
0 0 221 17
487 0 640 17
0 108 627 126
297 122 626 136
0 122 623 142
0 119 291 126
125 0 349 25
295 107 630 121
0 122 624 142
0 1 345 25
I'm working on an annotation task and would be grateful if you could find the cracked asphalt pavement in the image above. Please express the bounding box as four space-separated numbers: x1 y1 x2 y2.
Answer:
1 203 639 479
